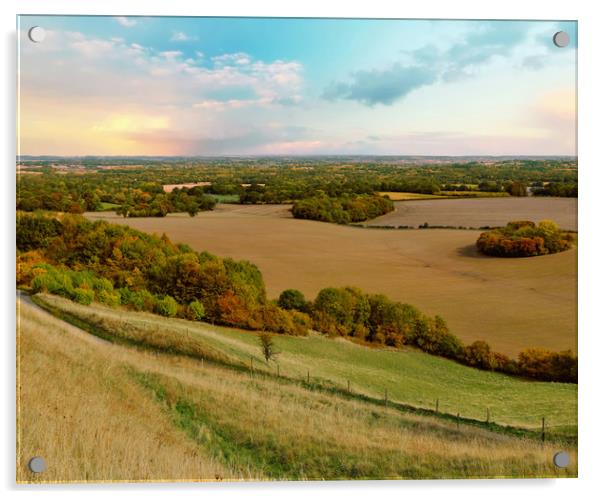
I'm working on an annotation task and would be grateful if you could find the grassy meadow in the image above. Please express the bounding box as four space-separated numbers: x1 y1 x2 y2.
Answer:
18 294 577 481
33 293 577 434
87 198 577 357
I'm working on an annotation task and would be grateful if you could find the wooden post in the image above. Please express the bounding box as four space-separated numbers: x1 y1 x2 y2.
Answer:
456 413 460 430
347 379 350 393
277 364 280 377
486 407 490 424
541 417 546 443
307 370 310 384
384 388 388 407
435 398 439 413
250 358 253 372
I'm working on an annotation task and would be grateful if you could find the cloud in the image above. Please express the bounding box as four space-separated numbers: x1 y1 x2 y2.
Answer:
212 52 252 66
323 64 437 106
18 28 307 155
170 31 197 42
324 22 564 106
159 50 182 60
115 17 137 28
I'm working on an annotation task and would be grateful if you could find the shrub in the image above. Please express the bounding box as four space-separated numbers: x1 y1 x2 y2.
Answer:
518 348 577 382
189 300 205 321
97 289 121 307
156 295 178 317
464 340 495 370
73 287 94 305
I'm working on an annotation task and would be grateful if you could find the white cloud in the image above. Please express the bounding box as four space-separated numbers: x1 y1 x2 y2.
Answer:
115 17 137 28
170 31 197 42
159 50 183 60
212 52 252 66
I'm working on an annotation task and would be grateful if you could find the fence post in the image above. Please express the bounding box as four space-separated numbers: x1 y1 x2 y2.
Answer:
277 364 280 377
541 417 546 443
347 379 350 393
250 357 253 373
435 398 439 414
486 407 490 424
456 413 460 430
307 369 310 384
384 388 388 407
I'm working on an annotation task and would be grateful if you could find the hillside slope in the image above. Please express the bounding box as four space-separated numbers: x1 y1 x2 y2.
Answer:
33 293 577 433
18 295 577 481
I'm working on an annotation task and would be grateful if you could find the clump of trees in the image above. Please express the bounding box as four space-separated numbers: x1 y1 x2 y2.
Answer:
292 194 394 224
17 213 310 336
476 220 575 257
308 286 576 383
505 181 528 197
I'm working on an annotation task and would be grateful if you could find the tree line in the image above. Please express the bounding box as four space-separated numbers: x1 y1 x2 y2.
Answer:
17 159 577 215
278 286 576 383
291 194 394 224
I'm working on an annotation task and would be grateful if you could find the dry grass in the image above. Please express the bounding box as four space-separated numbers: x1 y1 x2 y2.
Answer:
17 297 578 481
87 199 577 356
17 299 236 483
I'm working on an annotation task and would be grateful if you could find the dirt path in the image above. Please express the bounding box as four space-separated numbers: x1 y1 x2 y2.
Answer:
17 291 112 347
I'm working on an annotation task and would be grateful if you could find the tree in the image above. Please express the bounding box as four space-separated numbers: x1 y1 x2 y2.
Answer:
506 181 528 197
258 332 278 363
278 289 307 311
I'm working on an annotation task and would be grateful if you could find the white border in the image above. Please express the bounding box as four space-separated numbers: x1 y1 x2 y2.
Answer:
3 1 602 497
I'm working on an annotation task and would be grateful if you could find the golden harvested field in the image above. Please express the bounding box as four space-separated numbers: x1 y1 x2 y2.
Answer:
366 197 577 230
87 200 577 357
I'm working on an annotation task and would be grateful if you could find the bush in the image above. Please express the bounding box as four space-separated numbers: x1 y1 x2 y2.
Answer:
189 300 205 321
477 220 574 257
156 295 178 317
73 287 94 305
518 348 577 382
97 289 121 307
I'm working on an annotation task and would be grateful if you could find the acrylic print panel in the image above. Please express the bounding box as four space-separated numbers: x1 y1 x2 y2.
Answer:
16 15 577 483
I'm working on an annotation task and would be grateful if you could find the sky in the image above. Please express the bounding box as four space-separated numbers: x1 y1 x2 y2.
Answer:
17 16 577 156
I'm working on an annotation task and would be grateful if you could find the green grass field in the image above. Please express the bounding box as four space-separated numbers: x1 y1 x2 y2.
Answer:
98 202 121 211
33 293 577 436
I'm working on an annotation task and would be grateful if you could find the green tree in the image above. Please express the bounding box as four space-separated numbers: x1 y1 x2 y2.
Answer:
278 289 307 312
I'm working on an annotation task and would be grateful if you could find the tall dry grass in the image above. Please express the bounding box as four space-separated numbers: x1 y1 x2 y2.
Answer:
17 299 240 483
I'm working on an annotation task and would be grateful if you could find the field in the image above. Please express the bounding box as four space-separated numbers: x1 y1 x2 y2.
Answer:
87 197 577 357
18 293 577 481
366 197 577 230
379 191 510 201
378 192 448 201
